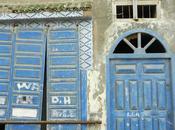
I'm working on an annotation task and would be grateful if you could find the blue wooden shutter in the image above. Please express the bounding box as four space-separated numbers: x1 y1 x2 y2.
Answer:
0 29 13 121
47 27 81 130
7 28 46 130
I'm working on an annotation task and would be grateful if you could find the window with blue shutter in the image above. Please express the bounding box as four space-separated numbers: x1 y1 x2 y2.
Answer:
47 27 81 130
0 29 13 130
0 21 88 130
7 28 46 130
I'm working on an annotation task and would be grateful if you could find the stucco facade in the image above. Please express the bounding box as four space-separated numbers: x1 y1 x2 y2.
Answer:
0 0 175 130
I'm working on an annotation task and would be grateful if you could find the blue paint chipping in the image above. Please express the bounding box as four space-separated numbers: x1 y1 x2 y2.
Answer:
0 83 8 92
50 43 77 52
0 45 11 54
15 69 40 78
49 30 76 39
51 56 77 65
16 44 42 53
16 57 41 65
17 31 42 40
0 58 10 66
0 70 9 79
0 33 12 41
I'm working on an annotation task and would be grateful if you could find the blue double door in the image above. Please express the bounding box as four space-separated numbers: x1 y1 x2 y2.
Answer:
0 25 82 130
109 59 173 130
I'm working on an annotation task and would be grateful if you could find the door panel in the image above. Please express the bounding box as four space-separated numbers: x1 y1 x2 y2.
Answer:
143 80 152 110
7 28 46 130
109 59 173 130
0 30 13 120
47 28 81 130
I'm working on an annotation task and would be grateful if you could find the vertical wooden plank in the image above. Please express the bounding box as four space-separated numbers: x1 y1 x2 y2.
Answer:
7 27 46 130
130 118 139 130
157 80 166 110
159 118 166 130
116 118 125 130
171 57 175 130
153 118 158 130
116 81 125 110
144 118 153 130
0 29 13 122
129 80 138 110
47 26 81 130
143 81 152 110
152 80 158 109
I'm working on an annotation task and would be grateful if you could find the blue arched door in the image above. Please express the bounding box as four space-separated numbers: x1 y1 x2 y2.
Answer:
107 30 174 130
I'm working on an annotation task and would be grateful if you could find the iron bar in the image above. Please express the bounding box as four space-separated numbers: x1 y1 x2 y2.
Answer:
133 0 138 19
0 120 102 125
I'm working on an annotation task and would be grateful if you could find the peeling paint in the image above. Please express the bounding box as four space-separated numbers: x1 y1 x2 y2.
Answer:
87 69 106 130
87 70 101 113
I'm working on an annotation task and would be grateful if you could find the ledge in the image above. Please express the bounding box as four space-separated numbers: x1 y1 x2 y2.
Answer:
0 1 92 13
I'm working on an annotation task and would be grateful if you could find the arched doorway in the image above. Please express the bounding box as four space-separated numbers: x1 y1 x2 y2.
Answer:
107 29 175 130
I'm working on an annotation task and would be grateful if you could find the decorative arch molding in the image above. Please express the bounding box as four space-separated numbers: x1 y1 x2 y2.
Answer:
109 29 171 56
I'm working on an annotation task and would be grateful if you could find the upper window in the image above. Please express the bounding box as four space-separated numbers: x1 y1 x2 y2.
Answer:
116 5 157 19
114 32 166 54
138 5 157 18
116 5 133 19
113 0 159 19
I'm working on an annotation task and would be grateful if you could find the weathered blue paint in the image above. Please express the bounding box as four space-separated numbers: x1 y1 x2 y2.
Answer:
0 23 88 130
107 29 175 130
81 70 87 130
171 56 175 127
0 29 13 121
7 28 46 130
47 27 85 130
109 59 173 130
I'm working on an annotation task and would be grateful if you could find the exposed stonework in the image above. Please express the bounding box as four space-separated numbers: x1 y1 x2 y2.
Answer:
0 1 92 13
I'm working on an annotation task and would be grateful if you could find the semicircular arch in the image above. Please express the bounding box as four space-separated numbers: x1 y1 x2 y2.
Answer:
109 29 171 56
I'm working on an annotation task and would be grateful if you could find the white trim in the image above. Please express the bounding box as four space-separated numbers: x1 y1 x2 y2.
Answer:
0 11 83 20
112 0 161 21
12 108 37 118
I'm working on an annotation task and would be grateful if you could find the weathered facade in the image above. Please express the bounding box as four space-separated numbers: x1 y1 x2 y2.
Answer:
0 0 175 130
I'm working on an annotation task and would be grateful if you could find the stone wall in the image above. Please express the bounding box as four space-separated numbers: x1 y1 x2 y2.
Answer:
0 0 92 5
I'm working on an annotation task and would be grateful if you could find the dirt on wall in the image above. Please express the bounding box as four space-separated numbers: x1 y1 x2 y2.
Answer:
0 0 92 5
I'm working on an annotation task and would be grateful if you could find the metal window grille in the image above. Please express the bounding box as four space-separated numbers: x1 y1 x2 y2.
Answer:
116 1 157 19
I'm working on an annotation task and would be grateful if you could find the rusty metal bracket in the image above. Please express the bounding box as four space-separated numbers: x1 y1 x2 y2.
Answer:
0 120 102 125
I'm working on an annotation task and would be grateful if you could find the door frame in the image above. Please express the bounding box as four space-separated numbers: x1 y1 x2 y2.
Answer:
106 29 175 130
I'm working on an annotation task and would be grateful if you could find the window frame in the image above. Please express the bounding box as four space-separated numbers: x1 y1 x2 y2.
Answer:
112 0 161 21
